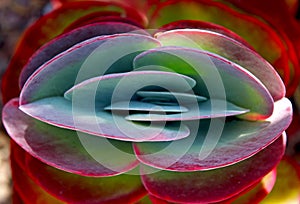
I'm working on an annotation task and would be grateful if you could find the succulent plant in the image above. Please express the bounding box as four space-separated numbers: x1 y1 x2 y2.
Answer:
2 0 300 203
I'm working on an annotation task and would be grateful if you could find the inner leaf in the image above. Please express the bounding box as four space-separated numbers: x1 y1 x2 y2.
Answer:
64 70 196 109
126 99 249 121
104 101 188 113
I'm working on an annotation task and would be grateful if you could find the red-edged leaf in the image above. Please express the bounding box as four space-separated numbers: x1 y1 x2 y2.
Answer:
158 20 252 49
1 1 146 104
149 0 292 95
133 46 274 120
219 169 277 204
25 156 147 204
3 99 139 176
11 144 64 204
134 98 292 171
19 22 149 87
12 141 147 204
19 34 160 105
156 29 285 101
223 0 300 96
140 135 286 203
147 169 277 204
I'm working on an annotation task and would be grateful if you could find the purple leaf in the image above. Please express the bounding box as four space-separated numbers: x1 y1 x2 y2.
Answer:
3 99 139 176
133 98 292 171
140 135 286 203
11 142 147 204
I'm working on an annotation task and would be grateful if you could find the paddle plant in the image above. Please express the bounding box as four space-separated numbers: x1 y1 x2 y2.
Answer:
2 0 300 203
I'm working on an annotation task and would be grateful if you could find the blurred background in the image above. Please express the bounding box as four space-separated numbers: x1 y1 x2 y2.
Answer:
0 0 49 203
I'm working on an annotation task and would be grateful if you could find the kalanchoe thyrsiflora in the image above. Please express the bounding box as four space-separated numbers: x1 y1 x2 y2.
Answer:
2 0 298 203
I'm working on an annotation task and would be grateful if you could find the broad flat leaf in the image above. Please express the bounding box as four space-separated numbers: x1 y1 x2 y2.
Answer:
19 22 149 87
12 142 147 204
223 0 300 96
25 154 147 204
156 29 285 101
64 71 196 106
20 34 161 105
149 0 288 69
1 0 145 103
3 99 139 176
133 98 292 171
19 97 190 142
134 46 274 120
140 135 286 203
148 169 276 204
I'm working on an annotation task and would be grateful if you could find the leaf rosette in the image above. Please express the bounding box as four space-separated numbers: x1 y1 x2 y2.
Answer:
1 0 296 203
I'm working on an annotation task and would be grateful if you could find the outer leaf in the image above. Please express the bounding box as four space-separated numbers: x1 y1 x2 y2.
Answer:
147 169 277 204
25 152 147 204
223 0 300 96
219 169 277 204
156 29 285 101
11 142 64 204
141 135 286 203
1 1 146 103
12 142 147 204
134 98 292 171
149 0 291 92
3 99 139 176
134 46 274 120
20 34 160 105
158 20 252 48
19 22 149 87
